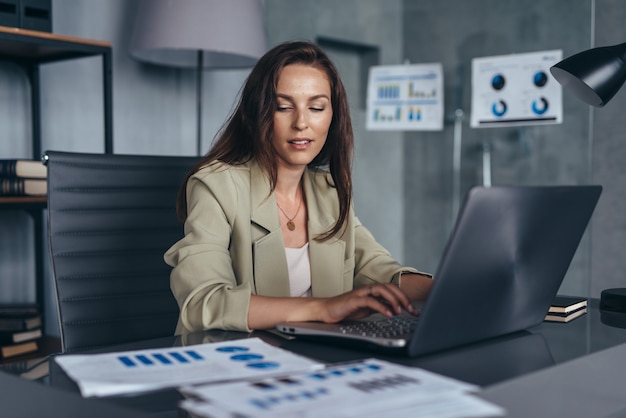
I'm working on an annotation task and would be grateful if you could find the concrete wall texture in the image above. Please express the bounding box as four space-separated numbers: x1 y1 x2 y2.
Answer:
0 0 623 335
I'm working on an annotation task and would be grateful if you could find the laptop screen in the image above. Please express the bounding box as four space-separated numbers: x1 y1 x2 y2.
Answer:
409 185 601 356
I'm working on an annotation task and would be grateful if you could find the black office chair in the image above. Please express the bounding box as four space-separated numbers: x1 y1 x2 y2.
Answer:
45 150 199 353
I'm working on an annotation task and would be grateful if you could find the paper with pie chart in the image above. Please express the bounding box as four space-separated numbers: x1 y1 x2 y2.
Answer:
470 50 563 128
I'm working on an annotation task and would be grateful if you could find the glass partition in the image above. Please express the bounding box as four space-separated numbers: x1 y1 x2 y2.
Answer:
401 0 594 297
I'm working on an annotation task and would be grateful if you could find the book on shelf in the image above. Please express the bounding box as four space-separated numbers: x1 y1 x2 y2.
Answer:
0 336 61 366
0 327 42 345
548 295 588 314
0 340 39 359
0 316 41 332
0 159 47 179
0 303 40 316
0 304 42 332
544 306 587 323
0 177 47 196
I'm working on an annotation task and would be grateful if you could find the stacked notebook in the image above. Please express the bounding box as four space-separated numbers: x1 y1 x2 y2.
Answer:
544 296 588 323
0 304 43 360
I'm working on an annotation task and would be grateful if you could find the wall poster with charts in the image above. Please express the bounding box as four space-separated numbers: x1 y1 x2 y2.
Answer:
366 63 444 131
470 50 563 128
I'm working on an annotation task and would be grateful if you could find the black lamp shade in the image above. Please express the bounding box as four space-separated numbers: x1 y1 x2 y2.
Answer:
550 42 626 107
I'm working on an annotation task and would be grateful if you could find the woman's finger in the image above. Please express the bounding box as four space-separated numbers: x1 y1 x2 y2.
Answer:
359 293 394 317
366 283 414 314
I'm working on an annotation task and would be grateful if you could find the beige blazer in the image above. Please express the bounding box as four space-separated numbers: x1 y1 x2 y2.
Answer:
164 159 420 334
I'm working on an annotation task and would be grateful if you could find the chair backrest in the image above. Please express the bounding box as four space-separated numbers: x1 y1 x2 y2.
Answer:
45 151 199 353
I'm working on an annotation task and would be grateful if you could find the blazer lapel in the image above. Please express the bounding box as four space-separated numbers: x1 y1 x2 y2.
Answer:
250 161 278 234
249 161 290 297
303 169 347 297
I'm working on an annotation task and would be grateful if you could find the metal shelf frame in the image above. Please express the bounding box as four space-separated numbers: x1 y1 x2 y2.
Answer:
0 25 113 322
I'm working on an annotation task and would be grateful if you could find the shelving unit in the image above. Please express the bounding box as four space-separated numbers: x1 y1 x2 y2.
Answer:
0 26 113 328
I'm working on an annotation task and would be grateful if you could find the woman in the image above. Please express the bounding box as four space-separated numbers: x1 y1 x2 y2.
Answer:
165 41 433 335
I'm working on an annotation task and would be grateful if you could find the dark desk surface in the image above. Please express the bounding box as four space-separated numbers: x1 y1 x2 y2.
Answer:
4 299 626 417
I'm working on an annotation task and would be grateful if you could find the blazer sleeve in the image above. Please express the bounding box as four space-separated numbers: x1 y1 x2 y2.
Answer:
164 168 252 334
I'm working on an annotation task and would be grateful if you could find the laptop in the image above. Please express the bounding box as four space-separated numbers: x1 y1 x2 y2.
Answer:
276 185 602 357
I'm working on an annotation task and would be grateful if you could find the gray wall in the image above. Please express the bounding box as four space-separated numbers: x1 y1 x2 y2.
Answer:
0 0 625 336
402 0 595 297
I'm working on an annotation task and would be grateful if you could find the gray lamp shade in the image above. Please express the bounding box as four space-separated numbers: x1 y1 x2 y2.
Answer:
550 42 626 107
130 0 266 69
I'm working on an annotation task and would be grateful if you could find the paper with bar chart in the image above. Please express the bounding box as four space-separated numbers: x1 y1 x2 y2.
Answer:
53 337 323 397
366 63 444 131
179 358 505 418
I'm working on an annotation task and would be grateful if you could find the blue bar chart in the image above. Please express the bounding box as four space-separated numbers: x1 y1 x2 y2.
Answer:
366 63 444 131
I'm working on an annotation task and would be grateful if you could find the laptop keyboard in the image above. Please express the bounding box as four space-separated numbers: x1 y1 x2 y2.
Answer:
339 315 419 339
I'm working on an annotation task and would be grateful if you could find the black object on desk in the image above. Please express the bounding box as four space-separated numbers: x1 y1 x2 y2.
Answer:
600 288 626 312
600 310 626 329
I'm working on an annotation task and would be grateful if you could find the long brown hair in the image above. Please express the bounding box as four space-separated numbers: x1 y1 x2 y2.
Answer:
176 41 354 241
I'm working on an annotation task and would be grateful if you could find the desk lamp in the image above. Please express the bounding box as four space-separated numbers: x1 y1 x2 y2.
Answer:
130 0 266 156
550 42 626 314
550 41 626 107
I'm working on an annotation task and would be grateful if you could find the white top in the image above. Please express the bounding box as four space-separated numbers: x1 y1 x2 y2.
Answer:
285 243 312 297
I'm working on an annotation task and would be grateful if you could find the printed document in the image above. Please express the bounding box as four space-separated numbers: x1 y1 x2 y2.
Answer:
179 358 505 418
54 337 322 397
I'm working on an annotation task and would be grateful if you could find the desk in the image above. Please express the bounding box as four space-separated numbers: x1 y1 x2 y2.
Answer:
3 299 626 417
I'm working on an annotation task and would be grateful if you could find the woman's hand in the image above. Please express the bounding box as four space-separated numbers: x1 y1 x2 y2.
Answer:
318 283 416 323
248 284 417 329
